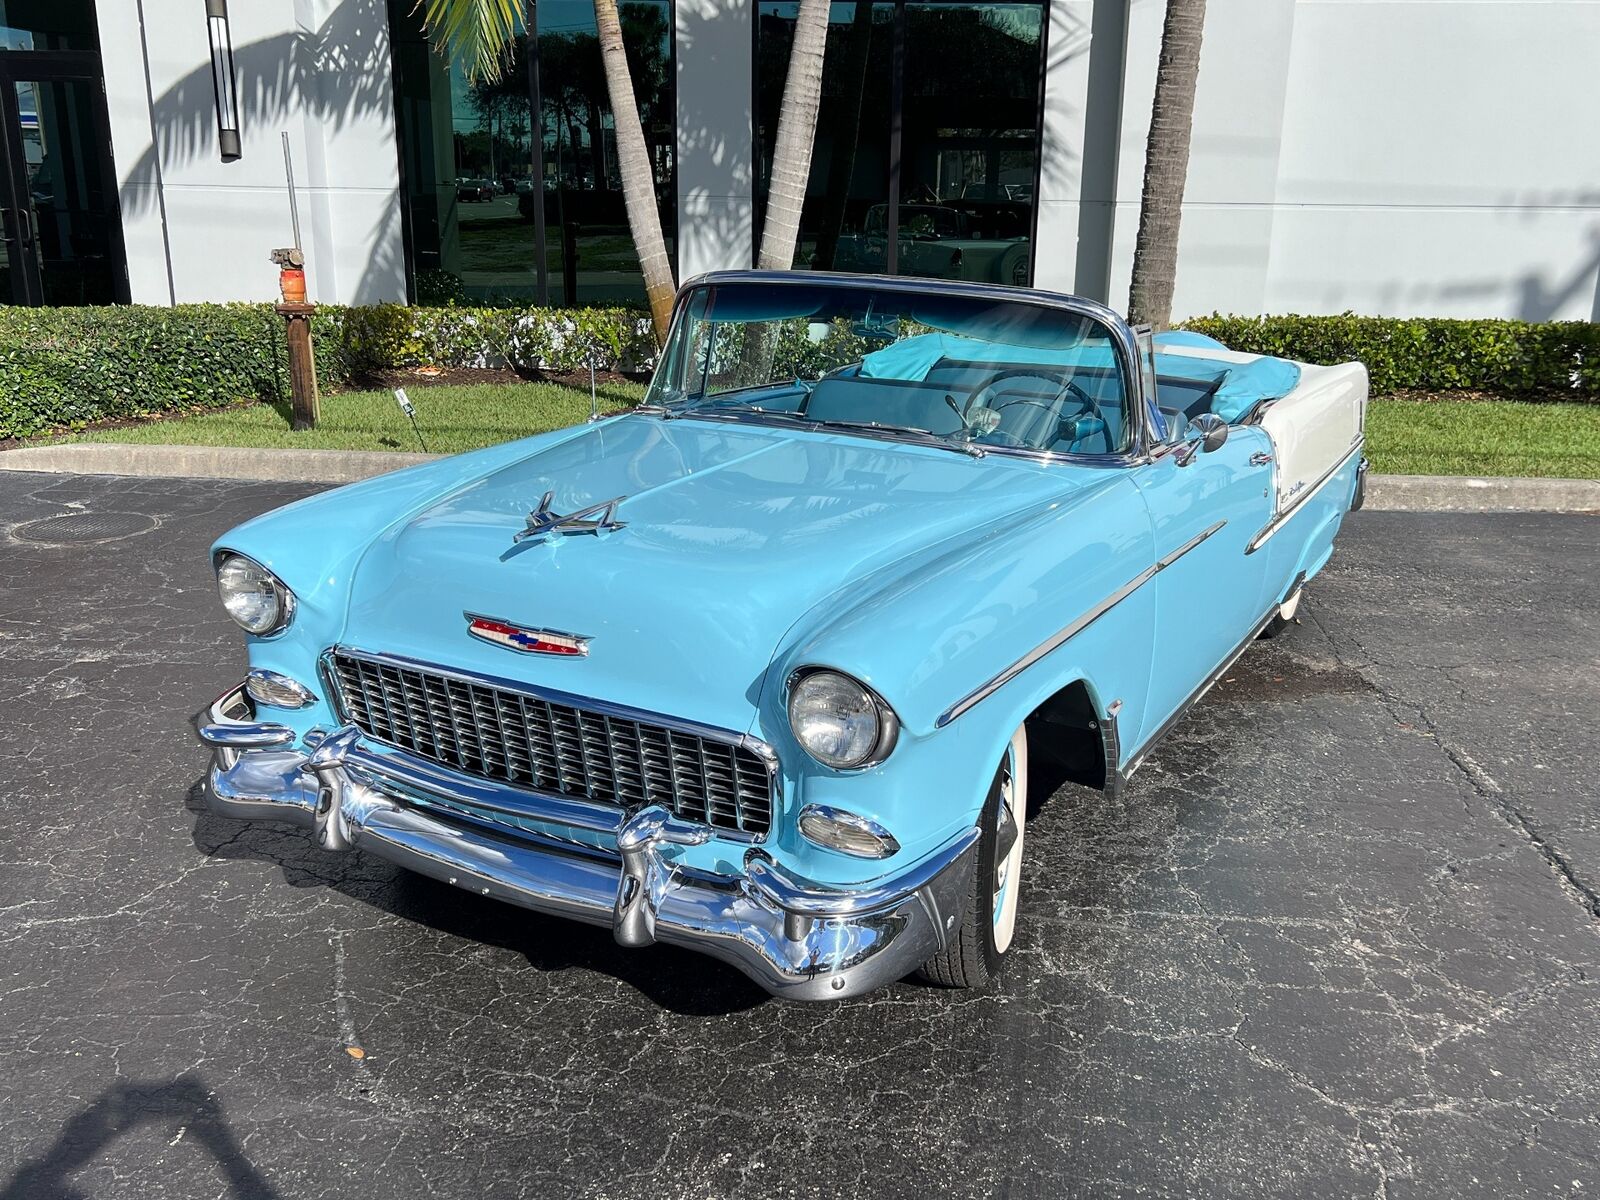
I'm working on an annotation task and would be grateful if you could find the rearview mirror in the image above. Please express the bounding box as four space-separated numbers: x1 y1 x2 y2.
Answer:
1176 413 1228 465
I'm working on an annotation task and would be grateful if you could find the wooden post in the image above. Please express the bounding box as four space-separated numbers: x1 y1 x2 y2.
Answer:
276 302 320 430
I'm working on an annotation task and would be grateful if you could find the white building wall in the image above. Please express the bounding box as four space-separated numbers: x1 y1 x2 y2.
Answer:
676 0 756 279
98 0 406 306
1265 0 1600 320
96 0 1600 319
1103 0 1600 321
1031 0 1095 295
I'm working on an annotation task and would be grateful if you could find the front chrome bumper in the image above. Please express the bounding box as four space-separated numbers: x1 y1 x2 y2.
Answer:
195 684 977 1001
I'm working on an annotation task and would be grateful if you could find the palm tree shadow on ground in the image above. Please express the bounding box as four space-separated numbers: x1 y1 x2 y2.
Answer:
0 1075 277 1200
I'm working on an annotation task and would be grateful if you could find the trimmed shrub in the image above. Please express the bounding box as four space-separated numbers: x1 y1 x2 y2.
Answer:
338 305 656 375
0 303 655 440
1180 313 1600 399
0 304 352 441
4 302 1594 441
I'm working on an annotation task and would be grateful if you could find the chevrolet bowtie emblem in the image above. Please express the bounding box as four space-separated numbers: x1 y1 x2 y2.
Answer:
513 491 627 544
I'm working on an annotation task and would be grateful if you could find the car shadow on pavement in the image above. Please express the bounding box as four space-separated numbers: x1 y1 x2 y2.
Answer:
1 1075 277 1200
184 781 772 1017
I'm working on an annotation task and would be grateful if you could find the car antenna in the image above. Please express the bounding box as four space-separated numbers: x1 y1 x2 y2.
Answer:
393 388 430 453
588 355 600 422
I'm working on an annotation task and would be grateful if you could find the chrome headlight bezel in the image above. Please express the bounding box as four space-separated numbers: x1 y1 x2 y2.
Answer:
785 667 900 771
214 551 295 637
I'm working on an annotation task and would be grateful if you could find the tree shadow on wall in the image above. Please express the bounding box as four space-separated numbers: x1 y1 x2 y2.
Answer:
122 0 404 302
0 1075 277 1200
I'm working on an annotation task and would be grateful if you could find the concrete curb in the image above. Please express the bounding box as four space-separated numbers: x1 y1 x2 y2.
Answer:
0 442 438 484
1364 473 1599 513
2 441 1596 512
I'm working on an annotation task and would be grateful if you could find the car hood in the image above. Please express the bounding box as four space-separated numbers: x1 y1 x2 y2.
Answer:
342 415 1081 734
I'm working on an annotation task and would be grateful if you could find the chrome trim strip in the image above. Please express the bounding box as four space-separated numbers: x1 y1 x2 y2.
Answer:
936 519 1227 728
1246 440 1364 555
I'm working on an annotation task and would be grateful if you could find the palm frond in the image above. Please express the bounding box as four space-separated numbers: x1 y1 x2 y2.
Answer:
418 0 523 83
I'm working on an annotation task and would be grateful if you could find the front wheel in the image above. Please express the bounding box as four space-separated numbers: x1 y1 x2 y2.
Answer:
917 725 1029 988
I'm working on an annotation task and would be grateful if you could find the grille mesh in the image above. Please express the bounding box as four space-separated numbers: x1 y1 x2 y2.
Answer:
328 650 772 836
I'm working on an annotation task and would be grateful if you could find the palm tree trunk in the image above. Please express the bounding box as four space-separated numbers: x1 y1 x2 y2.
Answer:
1127 0 1206 330
593 0 676 340
757 0 831 270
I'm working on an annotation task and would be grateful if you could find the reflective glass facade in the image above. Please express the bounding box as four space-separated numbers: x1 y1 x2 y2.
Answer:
756 0 1044 286
389 0 674 306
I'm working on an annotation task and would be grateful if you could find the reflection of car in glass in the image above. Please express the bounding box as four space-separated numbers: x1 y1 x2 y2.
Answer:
836 204 1030 285
196 271 1368 1002
455 178 496 202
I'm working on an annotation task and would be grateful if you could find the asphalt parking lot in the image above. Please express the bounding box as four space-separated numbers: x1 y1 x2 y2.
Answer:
1 469 1596 1199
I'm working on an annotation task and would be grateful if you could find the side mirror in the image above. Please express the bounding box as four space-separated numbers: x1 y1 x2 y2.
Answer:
1176 413 1229 465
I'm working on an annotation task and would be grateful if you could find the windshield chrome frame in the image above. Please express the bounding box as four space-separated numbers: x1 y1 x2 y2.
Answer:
647 270 1155 467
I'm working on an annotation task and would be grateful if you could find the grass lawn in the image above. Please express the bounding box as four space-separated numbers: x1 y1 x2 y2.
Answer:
1366 397 1600 479
70 380 648 457
56 385 1600 478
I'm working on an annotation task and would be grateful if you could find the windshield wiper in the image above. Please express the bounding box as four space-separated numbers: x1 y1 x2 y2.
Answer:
812 418 987 458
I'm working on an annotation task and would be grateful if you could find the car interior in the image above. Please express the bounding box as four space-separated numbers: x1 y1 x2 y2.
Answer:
673 291 1303 456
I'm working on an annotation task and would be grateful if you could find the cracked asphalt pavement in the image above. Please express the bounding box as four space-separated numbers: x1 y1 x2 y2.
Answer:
1 470 1597 1198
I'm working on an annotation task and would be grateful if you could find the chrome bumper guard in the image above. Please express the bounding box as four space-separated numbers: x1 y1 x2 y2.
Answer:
195 684 977 1001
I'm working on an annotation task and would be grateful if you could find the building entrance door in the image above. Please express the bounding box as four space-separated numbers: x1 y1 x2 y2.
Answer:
0 56 127 305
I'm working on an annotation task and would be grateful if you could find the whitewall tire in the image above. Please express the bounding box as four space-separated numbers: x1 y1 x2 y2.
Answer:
917 724 1029 988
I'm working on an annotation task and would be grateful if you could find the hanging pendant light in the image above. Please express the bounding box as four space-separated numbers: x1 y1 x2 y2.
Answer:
206 0 242 161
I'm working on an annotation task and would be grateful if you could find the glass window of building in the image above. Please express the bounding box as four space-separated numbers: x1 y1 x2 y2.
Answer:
388 0 674 307
0 0 100 52
755 1 893 272
756 0 1043 287
539 0 675 306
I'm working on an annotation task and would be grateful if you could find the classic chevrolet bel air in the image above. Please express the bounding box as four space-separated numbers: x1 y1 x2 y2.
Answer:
196 271 1368 1000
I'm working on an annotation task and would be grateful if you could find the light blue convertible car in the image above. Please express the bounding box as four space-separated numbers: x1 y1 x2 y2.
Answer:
196 272 1368 1000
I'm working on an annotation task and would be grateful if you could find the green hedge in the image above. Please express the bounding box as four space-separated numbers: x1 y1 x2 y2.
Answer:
1181 313 1600 399
5 303 1595 441
0 303 654 439
0 305 352 441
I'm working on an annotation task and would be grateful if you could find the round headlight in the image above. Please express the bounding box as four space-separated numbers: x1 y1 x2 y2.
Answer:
787 669 898 769
216 552 293 636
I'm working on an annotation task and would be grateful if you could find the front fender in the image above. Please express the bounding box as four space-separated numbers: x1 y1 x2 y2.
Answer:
753 470 1157 874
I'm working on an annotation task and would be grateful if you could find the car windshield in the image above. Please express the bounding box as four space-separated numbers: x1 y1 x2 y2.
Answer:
645 279 1134 457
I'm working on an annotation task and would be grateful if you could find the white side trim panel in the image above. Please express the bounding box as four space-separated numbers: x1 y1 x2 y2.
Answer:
1260 361 1368 512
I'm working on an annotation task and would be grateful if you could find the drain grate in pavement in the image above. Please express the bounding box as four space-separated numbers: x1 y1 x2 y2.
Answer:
12 512 158 544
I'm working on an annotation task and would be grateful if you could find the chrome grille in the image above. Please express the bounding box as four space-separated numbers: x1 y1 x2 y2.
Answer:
327 649 773 836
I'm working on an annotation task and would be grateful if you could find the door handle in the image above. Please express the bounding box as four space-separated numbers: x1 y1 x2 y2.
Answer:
1249 452 1273 466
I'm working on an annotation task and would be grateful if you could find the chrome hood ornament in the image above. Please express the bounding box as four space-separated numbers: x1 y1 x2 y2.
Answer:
513 491 627 544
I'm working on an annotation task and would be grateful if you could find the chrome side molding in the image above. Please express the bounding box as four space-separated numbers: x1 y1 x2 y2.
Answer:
936 520 1227 728
1246 441 1364 555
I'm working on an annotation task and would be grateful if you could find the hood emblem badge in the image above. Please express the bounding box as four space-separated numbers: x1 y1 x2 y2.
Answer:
513 491 627 544
466 613 591 657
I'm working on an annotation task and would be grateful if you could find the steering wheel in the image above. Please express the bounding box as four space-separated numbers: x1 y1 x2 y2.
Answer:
962 371 1107 450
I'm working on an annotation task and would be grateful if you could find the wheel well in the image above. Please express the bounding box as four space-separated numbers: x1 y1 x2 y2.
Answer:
1022 679 1108 793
